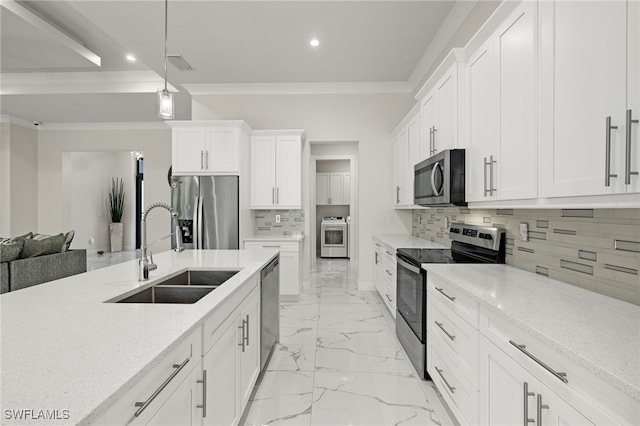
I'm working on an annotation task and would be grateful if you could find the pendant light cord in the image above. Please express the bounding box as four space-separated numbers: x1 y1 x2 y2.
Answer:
163 0 168 91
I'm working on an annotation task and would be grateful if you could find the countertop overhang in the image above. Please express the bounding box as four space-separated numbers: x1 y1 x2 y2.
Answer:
0 249 278 425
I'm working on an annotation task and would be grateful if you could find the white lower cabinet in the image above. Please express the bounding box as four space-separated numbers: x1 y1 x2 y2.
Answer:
238 289 261 410
372 238 396 318
244 239 303 298
146 362 202 426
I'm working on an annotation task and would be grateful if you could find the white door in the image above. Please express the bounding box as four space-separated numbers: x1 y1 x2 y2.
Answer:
436 68 458 153
206 127 239 173
239 291 261 410
538 382 595 426
466 39 496 202
275 136 302 208
146 364 199 426
203 320 239 426
495 1 537 200
316 172 330 205
329 173 344 205
539 1 628 197
173 128 206 174
251 136 276 207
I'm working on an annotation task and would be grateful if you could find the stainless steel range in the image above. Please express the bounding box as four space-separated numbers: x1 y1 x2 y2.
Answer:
395 223 505 379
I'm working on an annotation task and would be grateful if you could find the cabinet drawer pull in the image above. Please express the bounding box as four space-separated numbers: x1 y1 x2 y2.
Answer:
605 116 619 186
385 293 393 303
509 340 568 383
536 394 549 426
375 243 381 247
435 321 455 341
626 109 639 184
385 269 392 276
197 369 207 418
134 357 190 417
434 287 456 302
385 250 394 256
434 366 455 394
262 245 281 248
523 382 535 425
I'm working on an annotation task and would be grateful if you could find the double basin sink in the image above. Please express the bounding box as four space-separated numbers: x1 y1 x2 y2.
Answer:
111 270 239 304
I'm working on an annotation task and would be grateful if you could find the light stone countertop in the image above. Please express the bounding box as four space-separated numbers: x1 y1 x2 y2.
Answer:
423 263 640 402
373 234 449 250
0 249 278 425
243 234 305 243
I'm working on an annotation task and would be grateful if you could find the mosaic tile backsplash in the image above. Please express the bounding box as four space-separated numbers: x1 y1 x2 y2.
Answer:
254 210 305 236
412 208 640 305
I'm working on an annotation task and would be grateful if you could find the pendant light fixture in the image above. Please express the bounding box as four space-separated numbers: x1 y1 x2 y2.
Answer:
157 0 174 119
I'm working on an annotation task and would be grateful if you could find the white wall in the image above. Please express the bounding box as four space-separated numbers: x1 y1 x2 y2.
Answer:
62 151 136 252
37 127 172 252
0 121 38 237
192 94 415 283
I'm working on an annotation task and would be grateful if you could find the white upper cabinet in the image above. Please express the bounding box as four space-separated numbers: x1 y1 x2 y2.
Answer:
539 0 639 197
316 172 347 205
251 130 305 209
466 1 537 203
169 121 251 175
392 103 420 208
417 50 466 163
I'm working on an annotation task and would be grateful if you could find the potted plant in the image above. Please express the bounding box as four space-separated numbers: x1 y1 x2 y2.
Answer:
108 177 125 252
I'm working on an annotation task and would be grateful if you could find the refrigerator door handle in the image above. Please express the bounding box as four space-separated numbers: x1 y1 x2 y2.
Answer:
197 196 204 249
192 197 199 249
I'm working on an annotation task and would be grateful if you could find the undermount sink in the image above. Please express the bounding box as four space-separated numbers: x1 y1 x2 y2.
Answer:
109 269 240 304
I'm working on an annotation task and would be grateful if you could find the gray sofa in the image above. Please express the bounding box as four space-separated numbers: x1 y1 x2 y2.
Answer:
1 249 86 294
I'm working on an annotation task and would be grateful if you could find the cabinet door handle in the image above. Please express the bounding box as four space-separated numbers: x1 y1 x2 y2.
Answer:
435 321 455 341
206 150 209 170
523 382 535 425
536 394 549 426
134 357 190 417
276 187 279 204
429 127 434 156
201 151 204 170
245 314 250 347
197 369 207 418
509 340 568 383
484 157 490 196
272 187 275 204
434 366 455 393
396 186 400 204
375 252 379 264
626 109 639 184
238 318 247 352
490 155 496 195
434 287 456 302
432 126 438 154
605 116 619 186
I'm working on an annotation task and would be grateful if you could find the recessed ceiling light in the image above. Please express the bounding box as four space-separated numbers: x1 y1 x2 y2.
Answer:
126 54 137 62
310 39 320 47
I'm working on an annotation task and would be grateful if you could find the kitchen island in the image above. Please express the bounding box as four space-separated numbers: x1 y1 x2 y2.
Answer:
0 249 278 425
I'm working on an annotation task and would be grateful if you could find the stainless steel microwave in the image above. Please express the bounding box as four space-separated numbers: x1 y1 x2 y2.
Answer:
414 149 466 206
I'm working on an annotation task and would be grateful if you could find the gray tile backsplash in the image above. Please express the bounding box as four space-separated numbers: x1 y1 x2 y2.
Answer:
412 208 640 305
254 210 305 236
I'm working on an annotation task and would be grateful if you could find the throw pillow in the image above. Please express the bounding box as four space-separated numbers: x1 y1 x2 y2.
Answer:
21 234 65 258
0 238 25 262
61 230 75 252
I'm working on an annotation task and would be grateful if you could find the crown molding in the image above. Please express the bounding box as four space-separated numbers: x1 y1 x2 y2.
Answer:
182 81 412 96
407 0 477 91
34 122 170 130
0 114 38 128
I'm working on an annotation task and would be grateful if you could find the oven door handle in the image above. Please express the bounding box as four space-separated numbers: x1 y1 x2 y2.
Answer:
396 255 421 274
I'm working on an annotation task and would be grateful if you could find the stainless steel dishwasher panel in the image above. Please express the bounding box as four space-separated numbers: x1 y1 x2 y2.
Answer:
261 256 280 371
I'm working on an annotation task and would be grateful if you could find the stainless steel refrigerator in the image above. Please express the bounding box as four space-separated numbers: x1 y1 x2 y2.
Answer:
170 176 239 250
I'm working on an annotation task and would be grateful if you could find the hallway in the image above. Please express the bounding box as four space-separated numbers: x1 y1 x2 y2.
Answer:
242 258 451 425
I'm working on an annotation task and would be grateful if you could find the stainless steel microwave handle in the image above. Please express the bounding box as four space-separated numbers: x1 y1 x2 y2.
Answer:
626 109 639 184
431 162 443 196
396 255 420 274
605 116 618 187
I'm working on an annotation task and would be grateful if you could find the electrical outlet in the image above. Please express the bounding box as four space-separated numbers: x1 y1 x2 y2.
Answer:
443 217 449 229
275 214 281 223
89 237 95 244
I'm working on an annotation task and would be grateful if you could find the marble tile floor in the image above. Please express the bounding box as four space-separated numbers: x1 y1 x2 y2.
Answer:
242 258 456 426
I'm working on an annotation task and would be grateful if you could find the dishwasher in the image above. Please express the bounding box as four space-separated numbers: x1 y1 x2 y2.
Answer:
260 255 280 371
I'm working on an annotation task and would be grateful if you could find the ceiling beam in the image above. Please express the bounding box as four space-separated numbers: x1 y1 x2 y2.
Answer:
1 0 101 67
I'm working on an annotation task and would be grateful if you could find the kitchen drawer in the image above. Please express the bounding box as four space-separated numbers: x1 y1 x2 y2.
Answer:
427 271 478 328
428 295 479 388
244 241 298 252
103 329 201 425
381 256 396 285
203 273 259 354
429 342 478 426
